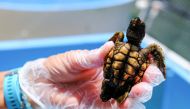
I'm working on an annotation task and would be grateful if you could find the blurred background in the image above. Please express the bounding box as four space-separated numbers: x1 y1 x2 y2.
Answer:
0 0 189 61
0 0 190 109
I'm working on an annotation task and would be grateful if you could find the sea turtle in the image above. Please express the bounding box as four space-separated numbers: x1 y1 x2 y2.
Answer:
100 17 166 103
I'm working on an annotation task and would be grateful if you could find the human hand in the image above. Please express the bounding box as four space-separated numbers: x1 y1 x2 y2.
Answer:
18 41 165 109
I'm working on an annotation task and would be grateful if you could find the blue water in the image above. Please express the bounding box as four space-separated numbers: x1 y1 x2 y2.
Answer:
0 34 190 109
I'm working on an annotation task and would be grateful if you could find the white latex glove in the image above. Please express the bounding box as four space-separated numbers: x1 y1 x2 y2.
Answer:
18 41 165 109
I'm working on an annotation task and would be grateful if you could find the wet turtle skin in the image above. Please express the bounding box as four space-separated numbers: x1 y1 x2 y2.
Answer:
100 17 166 103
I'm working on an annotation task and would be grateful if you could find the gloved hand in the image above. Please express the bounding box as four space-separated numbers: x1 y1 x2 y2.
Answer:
18 41 165 109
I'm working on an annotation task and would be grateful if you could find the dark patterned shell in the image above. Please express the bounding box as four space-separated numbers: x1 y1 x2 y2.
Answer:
101 42 149 103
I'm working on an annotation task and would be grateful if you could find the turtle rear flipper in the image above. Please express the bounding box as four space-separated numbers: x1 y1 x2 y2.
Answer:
108 32 124 44
100 79 117 102
140 43 166 78
116 92 129 104
114 81 133 103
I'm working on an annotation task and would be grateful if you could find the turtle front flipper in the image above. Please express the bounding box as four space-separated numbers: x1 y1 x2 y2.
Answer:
139 43 166 78
108 32 124 44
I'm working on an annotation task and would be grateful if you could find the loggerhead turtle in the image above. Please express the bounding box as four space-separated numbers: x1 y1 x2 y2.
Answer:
100 17 166 103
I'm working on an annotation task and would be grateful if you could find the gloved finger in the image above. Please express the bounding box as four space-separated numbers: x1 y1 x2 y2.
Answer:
44 41 114 72
40 86 80 108
129 82 153 103
119 98 145 109
142 64 165 87
70 41 114 70
44 41 114 82
49 92 79 107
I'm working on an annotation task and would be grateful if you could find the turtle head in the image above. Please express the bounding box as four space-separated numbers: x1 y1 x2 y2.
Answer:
126 17 145 46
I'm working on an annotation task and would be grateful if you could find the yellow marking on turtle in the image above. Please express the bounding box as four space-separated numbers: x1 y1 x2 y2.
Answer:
114 53 126 61
112 61 123 69
141 63 147 71
119 32 124 37
119 46 129 55
105 64 111 69
106 58 112 64
128 58 140 68
129 51 139 58
125 65 135 75
125 43 131 50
